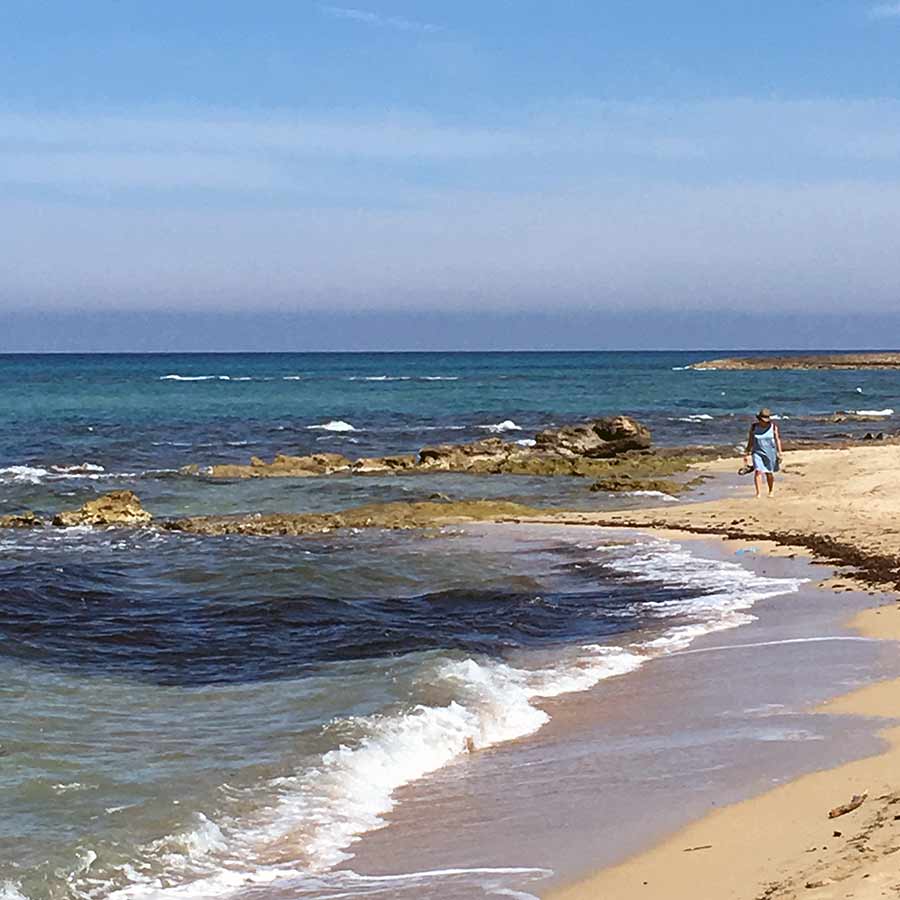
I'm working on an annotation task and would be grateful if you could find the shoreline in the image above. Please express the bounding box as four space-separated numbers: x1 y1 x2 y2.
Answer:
543 446 900 899
547 607 900 900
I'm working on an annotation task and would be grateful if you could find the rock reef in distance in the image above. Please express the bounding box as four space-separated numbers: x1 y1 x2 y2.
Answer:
690 353 900 371
183 416 656 480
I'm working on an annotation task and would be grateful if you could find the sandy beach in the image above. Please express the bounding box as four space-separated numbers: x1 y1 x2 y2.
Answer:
545 443 900 900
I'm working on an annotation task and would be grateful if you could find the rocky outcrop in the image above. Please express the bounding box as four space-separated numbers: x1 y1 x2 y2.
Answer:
0 511 43 528
182 416 657 480
162 499 539 537
535 416 651 458
52 491 153 528
690 353 900 371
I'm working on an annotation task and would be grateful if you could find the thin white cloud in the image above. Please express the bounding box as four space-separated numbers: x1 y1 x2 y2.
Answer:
869 2 900 18
4 98 900 197
319 4 441 33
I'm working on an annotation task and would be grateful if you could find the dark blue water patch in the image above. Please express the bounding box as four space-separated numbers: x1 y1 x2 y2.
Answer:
0 533 704 687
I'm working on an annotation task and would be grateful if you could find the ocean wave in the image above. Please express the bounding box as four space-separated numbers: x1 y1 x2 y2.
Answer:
0 463 124 484
478 420 522 433
347 375 460 382
306 420 358 432
68 536 805 900
159 375 257 382
516 438 537 447
672 413 714 422
850 408 894 417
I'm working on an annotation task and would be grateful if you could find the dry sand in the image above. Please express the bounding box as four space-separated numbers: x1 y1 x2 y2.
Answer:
542 443 900 900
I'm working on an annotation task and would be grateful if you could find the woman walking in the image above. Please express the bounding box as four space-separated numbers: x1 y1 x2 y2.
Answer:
744 408 783 498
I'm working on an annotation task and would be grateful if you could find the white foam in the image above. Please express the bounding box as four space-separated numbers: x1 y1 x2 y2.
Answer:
81 536 805 900
673 413 714 422
516 438 537 447
50 462 106 474
622 490 680 502
479 420 522 433
306 421 358 432
160 375 217 381
0 463 134 484
347 375 459 382
0 882 29 900
282 376 304 381
850 408 894 417
0 465 49 483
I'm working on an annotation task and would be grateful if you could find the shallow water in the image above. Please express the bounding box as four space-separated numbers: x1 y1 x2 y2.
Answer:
2 352 897 900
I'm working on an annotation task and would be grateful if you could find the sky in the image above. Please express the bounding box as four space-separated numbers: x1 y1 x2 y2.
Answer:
2 1 900 350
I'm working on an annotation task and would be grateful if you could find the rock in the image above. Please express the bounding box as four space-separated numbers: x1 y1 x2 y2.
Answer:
351 454 417 474
200 453 353 479
690 353 900 371
418 437 515 471
535 416 651 458
163 499 539 537
53 491 153 527
0 511 43 529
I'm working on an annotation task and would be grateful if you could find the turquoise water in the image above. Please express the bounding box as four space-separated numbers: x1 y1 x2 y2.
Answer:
1 351 896 476
0 352 896 900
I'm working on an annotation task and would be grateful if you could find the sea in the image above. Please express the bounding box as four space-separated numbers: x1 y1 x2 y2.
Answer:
2 351 898 900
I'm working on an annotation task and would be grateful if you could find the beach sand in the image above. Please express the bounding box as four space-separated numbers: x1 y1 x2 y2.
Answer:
545 443 900 899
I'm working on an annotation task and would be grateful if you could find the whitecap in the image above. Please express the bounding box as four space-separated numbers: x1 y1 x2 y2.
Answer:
159 375 217 381
307 420 358 432
479 420 522 433
516 438 537 447
0 465 50 483
673 414 714 422
77 536 805 900
621 490 680 502
851 408 894 417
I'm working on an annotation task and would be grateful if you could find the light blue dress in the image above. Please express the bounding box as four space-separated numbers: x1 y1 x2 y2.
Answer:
751 423 779 473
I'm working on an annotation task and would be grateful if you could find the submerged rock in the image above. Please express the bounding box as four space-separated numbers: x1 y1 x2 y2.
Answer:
590 475 689 495
53 491 153 528
162 499 539 537
0 511 43 529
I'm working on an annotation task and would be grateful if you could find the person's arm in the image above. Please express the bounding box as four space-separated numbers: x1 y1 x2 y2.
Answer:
775 423 783 458
744 425 754 462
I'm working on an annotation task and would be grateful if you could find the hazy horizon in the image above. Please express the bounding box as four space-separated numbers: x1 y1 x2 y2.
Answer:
4 2 900 350
4 308 900 353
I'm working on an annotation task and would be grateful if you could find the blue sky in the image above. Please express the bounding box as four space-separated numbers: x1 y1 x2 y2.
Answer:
3 1 900 348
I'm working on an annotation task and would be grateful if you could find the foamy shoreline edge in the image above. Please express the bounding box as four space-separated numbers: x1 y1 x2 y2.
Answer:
543 445 900 900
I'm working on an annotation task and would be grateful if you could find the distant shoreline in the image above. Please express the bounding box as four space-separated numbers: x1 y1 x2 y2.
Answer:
691 352 900 370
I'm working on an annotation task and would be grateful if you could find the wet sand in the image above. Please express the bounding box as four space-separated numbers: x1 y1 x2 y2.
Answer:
337 523 898 899
544 444 900 899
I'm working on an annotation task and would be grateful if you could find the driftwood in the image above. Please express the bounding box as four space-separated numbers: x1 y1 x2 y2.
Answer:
828 792 868 819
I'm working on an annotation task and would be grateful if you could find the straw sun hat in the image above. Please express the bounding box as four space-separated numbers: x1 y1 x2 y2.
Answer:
756 408 772 422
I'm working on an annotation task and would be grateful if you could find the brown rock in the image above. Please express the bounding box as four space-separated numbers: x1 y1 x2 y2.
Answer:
535 416 652 458
0 511 43 529
53 491 153 528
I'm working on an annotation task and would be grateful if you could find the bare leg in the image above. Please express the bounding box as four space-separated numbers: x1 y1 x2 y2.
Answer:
766 473 775 496
754 470 763 498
